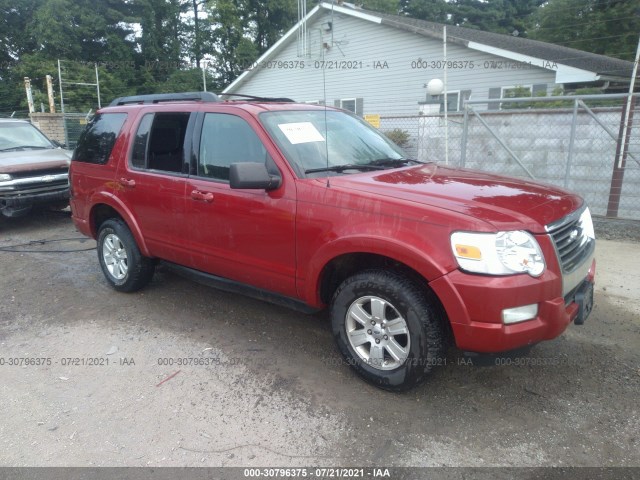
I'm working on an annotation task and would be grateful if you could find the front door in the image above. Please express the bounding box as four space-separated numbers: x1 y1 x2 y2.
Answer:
185 112 297 297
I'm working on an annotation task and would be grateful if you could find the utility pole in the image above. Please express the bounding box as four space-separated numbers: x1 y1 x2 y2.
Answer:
46 75 56 113
443 26 449 166
606 35 640 217
24 77 35 114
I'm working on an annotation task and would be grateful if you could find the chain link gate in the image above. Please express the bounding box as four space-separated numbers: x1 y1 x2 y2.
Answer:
406 93 639 220
63 112 93 149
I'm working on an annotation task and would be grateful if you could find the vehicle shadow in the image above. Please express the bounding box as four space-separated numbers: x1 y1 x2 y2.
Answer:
0 208 74 236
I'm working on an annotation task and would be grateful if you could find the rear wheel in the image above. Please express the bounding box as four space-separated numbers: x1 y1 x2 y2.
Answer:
97 219 155 292
330 270 445 391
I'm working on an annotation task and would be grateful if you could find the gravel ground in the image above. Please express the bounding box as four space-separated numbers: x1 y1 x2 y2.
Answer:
0 210 638 468
593 216 640 242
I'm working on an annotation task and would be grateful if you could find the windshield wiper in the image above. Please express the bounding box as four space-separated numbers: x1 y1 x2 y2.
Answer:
305 164 386 174
370 157 424 167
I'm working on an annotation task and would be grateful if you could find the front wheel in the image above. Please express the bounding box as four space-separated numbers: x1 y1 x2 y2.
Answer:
330 270 445 392
97 218 155 292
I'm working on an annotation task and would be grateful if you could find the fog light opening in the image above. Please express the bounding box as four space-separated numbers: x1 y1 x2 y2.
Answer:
502 304 538 324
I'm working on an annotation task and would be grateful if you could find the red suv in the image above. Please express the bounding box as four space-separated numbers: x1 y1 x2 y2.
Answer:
70 92 596 391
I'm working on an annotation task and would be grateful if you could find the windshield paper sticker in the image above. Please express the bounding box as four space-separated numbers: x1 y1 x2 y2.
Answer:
278 122 325 144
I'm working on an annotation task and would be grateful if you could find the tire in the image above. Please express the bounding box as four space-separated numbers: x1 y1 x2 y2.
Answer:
97 218 155 292
330 269 445 392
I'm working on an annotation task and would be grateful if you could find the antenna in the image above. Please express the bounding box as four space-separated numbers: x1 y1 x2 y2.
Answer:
322 37 330 188
322 2 336 188
297 0 308 56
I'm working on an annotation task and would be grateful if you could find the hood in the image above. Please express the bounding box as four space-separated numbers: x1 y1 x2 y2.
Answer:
0 148 72 173
328 164 582 233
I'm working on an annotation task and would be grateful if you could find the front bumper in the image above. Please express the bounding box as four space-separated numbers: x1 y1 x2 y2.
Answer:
431 258 596 353
1 188 70 209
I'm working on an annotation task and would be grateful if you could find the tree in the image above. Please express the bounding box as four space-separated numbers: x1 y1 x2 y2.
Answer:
29 0 136 61
400 0 544 36
0 0 42 66
210 0 261 87
14 0 140 111
0 0 45 114
529 0 640 61
206 0 300 87
400 0 451 24
451 0 544 36
244 0 298 55
360 0 400 15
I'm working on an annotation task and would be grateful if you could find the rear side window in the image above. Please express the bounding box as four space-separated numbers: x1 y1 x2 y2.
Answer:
129 112 190 173
131 114 153 169
72 113 127 164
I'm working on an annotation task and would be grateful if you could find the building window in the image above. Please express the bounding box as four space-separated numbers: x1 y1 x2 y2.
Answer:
501 85 532 99
340 98 357 113
335 98 363 116
500 85 533 110
426 91 461 112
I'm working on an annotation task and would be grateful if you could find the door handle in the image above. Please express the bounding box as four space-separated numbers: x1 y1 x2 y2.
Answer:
191 190 214 203
118 178 136 188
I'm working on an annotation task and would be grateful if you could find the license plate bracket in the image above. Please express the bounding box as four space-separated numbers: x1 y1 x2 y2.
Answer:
574 281 594 325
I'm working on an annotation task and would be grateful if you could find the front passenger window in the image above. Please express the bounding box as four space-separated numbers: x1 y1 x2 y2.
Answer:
199 113 269 181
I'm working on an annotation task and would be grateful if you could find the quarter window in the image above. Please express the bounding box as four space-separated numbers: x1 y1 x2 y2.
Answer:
72 113 127 164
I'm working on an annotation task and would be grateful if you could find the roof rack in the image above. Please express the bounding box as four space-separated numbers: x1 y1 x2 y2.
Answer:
219 93 296 103
109 91 219 106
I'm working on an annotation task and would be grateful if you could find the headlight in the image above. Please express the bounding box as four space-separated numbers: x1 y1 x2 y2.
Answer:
0 173 11 182
451 230 546 277
580 207 595 240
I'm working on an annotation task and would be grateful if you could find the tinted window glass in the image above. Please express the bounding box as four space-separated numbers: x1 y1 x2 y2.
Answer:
131 114 154 169
198 113 269 181
147 113 190 173
72 113 127 164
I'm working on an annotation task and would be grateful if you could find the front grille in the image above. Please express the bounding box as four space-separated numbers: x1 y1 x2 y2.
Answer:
9 167 68 179
0 182 68 197
547 208 595 274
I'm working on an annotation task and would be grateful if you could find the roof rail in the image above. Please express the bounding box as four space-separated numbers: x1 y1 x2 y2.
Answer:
109 92 219 106
219 93 296 103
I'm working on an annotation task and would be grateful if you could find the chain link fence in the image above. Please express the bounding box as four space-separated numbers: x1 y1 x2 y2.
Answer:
63 113 92 149
380 94 640 221
0 111 30 119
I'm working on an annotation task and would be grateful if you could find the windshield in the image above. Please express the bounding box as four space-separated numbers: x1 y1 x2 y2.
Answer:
260 110 407 177
0 122 54 151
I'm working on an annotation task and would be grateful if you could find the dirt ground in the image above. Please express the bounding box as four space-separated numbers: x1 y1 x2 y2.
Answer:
0 209 638 468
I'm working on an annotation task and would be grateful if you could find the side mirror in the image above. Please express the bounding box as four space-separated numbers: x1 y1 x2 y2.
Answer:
229 162 281 190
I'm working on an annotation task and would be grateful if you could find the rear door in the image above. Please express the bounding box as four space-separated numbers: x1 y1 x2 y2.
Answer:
115 110 195 265
184 111 297 297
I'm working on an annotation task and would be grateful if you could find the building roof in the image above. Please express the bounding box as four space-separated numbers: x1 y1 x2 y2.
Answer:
374 10 634 80
224 2 635 93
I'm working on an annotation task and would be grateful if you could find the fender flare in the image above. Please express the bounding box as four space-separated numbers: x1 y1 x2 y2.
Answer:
303 235 450 307
89 192 151 257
